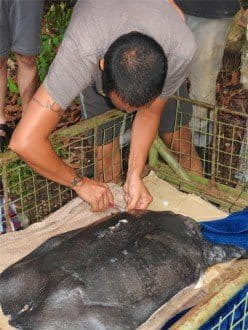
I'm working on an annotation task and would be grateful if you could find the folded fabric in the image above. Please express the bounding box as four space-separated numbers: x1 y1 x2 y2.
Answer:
200 208 248 250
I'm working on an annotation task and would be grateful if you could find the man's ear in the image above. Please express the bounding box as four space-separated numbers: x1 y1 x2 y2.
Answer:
99 59 104 71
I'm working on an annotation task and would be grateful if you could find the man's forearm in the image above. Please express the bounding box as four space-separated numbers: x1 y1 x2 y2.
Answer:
9 86 77 188
128 98 167 177
15 136 76 187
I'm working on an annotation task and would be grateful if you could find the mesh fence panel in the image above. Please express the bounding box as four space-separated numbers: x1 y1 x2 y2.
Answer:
210 290 248 330
0 99 247 230
0 111 133 230
171 96 248 188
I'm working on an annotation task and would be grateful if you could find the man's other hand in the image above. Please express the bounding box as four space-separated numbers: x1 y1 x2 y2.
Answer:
73 177 114 212
123 174 153 211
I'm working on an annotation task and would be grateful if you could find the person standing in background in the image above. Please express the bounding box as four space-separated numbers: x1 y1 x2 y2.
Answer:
173 0 240 147
0 0 44 152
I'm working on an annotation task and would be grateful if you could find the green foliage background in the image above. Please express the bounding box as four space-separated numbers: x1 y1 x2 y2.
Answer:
38 2 73 81
6 2 73 94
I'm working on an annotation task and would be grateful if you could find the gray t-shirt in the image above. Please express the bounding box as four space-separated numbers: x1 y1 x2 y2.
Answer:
44 0 196 110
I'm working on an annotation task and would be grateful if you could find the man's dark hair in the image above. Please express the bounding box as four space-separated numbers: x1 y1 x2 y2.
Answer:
102 31 167 108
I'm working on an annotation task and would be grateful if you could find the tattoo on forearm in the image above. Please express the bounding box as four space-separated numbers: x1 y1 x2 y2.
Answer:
33 97 63 115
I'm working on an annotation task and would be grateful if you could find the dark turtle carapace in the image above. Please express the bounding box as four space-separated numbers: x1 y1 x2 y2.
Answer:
0 210 246 329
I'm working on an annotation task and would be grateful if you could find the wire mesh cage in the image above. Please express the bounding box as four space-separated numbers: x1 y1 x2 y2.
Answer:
162 285 248 330
203 286 248 330
0 97 247 226
173 96 248 187
169 264 248 330
0 111 134 231
149 95 248 213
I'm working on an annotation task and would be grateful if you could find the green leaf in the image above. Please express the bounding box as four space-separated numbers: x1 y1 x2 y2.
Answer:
52 36 60 47
7 77 19 93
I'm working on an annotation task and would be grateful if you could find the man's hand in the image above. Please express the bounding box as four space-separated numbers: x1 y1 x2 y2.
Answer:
123 174 153 211
73 177 114 212
123 98 166 211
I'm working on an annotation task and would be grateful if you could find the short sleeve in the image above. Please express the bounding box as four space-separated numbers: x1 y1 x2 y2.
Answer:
160 37 196 98
43 35 94 110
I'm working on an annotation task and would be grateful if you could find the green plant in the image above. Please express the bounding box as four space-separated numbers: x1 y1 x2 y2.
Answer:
5 160 33 195
7 77 19 94
37 2 72 81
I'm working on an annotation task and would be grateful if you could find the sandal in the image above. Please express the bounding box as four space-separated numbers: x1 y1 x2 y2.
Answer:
0 124 13 152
